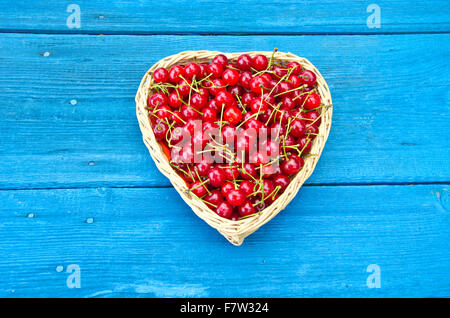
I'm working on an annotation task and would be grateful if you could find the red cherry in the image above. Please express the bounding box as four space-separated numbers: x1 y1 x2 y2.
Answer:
250 98 269 113
228 85 244 98
196 159 212 177
306 123 319 139
236 54 252 71
290 119 307 137
170 126 184 144
249 76 269 94
272 65 287 78
281 155 304 175
273 175 290 191
238 201 256 216
168 92 182 109
298 136 312 154
152 121 168 141
170 111 184 125
251 151 269 165
168 65 185 83
239 180 254 196
262 179 275 198
204 190 223 209
230 213 240 221
242 92 255 107
207 63 224 78
207 98 221 113
304 92 321 110
304 110 321 126
222 165 240 180
288 74 301 88
181 104 200 120
202 107 217 122
252 54 269 71
222 125 237 143
239 71 253 89
215 91 235 108
224 106 242 125
286 62 303 75
299 70 317 86
148 92 168 108
215 201 233 219
240 163 257 180
209 78 227 96
221 181 235 196
177 78 192 97
226 189 246 206
212 54 228 66
222 68 240 86
184 62 201 80
190 180 208 197
154 105 171 120
281 96 295 110
190 93 208 110
208 167 226 188
153 67 169 83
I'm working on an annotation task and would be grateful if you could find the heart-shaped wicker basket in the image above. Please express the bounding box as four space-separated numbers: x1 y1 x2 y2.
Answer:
136 50 333 245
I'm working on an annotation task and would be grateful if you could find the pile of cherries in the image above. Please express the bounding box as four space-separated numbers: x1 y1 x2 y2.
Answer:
147 51 323 220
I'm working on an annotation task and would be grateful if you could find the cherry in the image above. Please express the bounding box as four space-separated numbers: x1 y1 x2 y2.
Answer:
230 213 241 221
242 92 255 107
226 189 246 206
281 155 304 175
207 98 221 113
148 92 168 108
250 98 269 113
184 62 201 80
262 179 275 199
272 65 287 78
212 54 228 66
224 106 242 125
299 70 317 86
298 136 312 154
290 119 307 137
251 151 268 165
273 175 290 192
215 201 233 219
304 92 321 110
281 95 295 110
202 107 217 122
208 63 224 78
168 65 185 83
215 91 235 108
208 167 226 188
239 180 254 196
239 71 253 89
249 76 269 94
154 105 171 120
286 61 302 75
304 110 321 126
252 54 269 71
238 201 256 216
189 180 207 197
170 111 184 125
209 78 227 96
222 68 240 86
181 104 200 120
221 181 235 196
153 67 169 83
228 85 244 98
222 165 240 180
240 163 257 180
177 78 192 97
288 74 301 88
190 92 208 110
170 126 184 144
196 159 212 177
204 190 223 208
168 92 182 109
306 123 319 139
236 54 252 71
152 120 168 141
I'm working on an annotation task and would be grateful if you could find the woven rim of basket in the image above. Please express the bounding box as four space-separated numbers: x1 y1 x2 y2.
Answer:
135 50 333 245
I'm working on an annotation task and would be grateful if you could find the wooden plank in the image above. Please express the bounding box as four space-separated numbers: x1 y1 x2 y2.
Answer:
0 184 448 297
0 1 448 34
0 34 449 188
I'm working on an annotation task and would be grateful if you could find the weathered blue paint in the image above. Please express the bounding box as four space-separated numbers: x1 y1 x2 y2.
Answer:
0 0 448 298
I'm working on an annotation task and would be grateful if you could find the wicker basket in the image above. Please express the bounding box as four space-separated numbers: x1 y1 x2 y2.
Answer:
135 50 333 245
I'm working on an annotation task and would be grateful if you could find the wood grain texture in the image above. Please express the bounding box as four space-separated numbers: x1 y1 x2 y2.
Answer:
0 33 449 189
0 185 448 297
0 1 448 34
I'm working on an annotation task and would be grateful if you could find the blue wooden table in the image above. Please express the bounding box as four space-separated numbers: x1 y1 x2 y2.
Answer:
0 1 449 298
